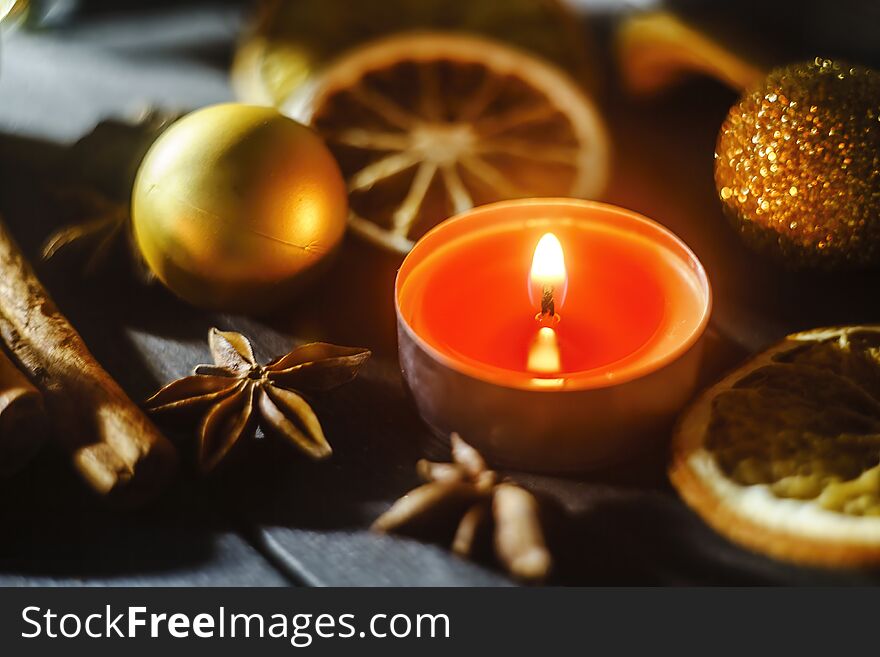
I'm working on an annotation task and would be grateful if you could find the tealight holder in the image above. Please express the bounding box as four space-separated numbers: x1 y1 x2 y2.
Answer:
395 199 711 473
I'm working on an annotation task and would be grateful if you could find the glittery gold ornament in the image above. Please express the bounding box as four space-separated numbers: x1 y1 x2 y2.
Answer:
715 58 880 269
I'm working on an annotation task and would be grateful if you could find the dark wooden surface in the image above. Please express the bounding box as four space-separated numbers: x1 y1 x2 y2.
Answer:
2 3 880 586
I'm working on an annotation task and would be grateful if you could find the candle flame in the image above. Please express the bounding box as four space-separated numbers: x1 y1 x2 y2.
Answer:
531 233 566 285
529 232 567 315
527 326 562 374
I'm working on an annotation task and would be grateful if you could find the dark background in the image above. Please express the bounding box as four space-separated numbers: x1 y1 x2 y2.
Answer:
1 0 879 586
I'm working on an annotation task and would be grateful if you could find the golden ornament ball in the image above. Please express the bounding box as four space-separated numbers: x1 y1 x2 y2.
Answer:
132 103 348 312
715 58 880 269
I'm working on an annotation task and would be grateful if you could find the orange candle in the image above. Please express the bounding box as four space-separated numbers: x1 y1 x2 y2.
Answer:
396 199 711 472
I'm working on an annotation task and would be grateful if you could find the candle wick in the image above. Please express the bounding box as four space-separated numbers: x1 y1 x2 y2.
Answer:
540 286 555 318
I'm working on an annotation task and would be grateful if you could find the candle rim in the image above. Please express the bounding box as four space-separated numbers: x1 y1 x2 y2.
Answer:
395 198 712 392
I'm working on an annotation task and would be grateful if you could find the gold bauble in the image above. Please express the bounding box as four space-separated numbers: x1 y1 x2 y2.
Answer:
715 58 880 269
132 103 347 312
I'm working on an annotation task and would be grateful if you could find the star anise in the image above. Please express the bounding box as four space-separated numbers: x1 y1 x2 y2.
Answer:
41 188 133 277
372 433 552 583
42 109 181 278
145 328 370 473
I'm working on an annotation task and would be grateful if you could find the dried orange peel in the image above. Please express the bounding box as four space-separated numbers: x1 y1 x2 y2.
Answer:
616 11 767 95
671 326 880 568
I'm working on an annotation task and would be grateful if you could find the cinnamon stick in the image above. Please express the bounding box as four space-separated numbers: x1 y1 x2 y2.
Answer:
0 347 48 476
493 483 552 583
0 216 176 505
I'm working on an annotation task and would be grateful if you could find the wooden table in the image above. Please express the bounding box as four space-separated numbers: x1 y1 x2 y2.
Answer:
2 3 879 586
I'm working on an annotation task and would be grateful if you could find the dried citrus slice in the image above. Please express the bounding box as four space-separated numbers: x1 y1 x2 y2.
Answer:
671 326 880 567
231 0 597 107
616 12 766 95
288 32 609 253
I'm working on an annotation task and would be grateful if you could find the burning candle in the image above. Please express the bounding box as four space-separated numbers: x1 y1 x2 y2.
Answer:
527 234 564 378
396 199 711 473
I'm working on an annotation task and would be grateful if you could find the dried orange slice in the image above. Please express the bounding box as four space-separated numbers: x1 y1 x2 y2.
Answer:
671 326 880 568
288 32 609 253
231 0 598 107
